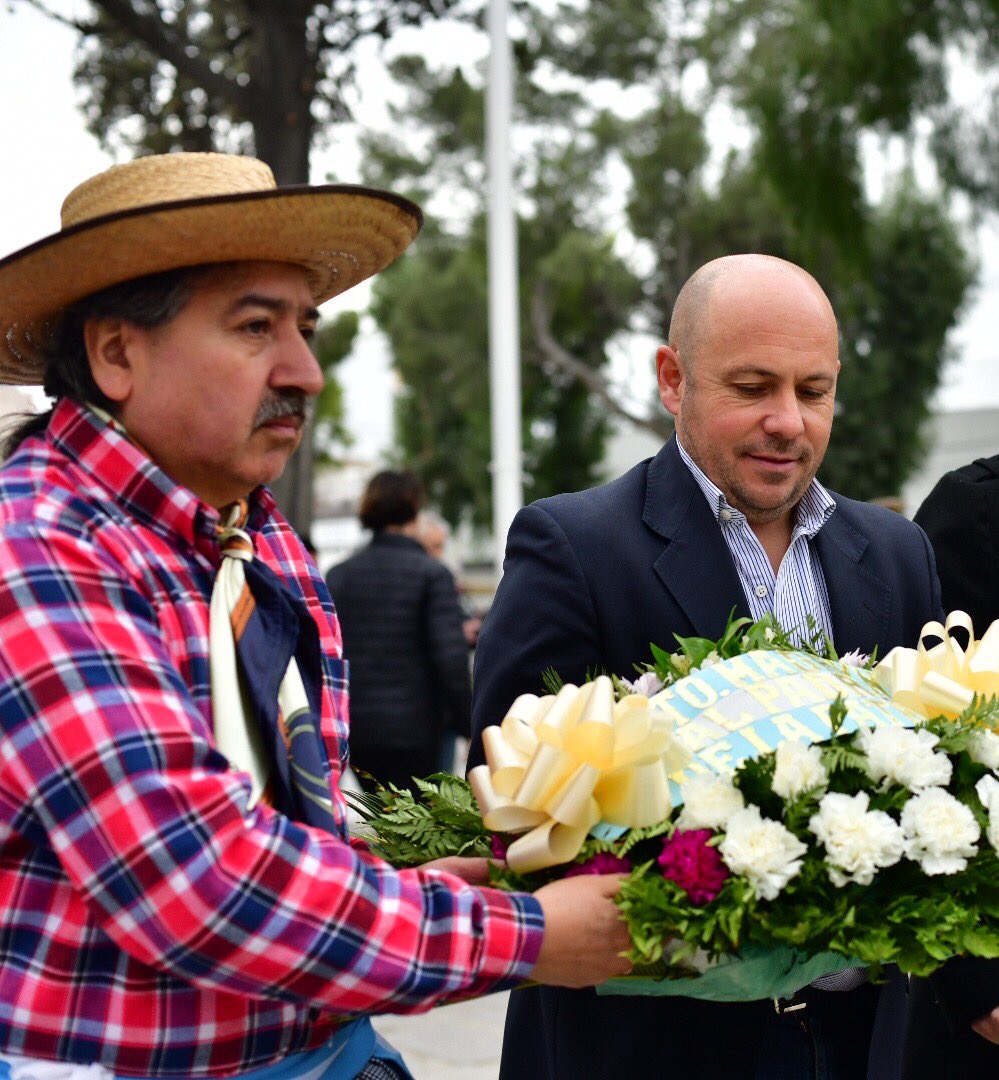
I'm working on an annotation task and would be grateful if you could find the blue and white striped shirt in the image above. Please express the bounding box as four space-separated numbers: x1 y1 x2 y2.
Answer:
678 442 872 992
676 438 836 647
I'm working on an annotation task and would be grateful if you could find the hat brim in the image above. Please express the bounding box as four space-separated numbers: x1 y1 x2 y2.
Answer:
0 183 422 385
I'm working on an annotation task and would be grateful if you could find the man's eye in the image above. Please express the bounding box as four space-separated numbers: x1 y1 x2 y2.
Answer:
300 325 317 342
734 384 766 396
242 319 271 335
799 388 828 401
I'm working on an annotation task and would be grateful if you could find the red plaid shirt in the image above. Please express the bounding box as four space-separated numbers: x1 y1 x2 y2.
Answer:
0 401 542 1077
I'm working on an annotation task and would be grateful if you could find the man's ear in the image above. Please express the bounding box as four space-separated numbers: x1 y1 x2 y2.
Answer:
84 317 137 404
656 344 684 418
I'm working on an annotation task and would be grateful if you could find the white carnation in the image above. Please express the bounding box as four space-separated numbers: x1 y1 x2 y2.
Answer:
808 791 904 887
677 773 745 830
968 729 999 772
700 650 721 669
900 787 981 875
839 649 869 668
621 671 665 697
976 775 999 851
860 725 952 791
719 805 807 901
772 739 828 801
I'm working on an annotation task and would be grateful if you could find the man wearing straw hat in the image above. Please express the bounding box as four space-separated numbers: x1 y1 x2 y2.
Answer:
0 152 630 1080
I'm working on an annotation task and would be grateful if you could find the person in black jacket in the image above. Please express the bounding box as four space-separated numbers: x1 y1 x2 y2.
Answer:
469 254 942 1080
327 469 471 793
904 454 999 1079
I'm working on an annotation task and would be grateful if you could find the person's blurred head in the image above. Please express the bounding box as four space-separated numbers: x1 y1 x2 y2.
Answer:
358 469 425 531
416 512 449 560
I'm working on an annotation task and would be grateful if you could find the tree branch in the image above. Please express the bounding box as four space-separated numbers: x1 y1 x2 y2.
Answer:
88 0 254 113
16 0 94 34
530 281 671 439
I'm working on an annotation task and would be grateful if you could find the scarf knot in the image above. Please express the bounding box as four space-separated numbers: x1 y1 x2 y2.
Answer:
218 501 254 563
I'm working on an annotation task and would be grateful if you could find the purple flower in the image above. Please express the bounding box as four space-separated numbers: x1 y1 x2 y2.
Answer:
490 834 509 862
564 852 631 877
658 829 729 905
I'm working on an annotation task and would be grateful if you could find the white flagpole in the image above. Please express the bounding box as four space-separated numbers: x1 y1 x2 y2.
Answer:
486 0 523 576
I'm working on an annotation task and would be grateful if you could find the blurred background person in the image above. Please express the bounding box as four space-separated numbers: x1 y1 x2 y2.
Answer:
415 510 448 562
415 510 482 773
416 510 483 650
327 470 471 792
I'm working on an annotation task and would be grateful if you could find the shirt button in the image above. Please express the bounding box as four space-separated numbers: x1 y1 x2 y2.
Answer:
755 585 768 598
719 508 733 522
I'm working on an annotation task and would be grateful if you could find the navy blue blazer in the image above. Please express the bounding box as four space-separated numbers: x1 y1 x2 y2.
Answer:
470 438 943 1080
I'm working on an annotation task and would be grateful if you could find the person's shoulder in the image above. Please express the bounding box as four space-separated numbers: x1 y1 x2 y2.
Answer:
913 453 999 541
913 454 999 526
0 446 114 542
931 454 999 490
326 549 359 581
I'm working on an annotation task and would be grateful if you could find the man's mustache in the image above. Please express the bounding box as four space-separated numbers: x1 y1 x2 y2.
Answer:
253 392 313 429
743 438 811 461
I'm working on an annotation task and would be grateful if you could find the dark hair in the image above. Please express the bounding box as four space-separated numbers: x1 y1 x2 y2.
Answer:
358 469 425 531
1 266 204 459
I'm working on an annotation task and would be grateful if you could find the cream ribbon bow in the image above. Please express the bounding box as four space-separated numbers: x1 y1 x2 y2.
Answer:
468 677 690 872
873 611 999 718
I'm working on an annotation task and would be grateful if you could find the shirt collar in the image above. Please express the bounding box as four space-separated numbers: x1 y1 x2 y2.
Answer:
676 435 835 538
48 399 276 549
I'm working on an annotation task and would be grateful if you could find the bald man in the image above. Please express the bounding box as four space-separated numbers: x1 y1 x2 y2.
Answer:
469 255 943 1080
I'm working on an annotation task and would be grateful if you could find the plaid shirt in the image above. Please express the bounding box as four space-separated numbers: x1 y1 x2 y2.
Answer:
0 401 543 1077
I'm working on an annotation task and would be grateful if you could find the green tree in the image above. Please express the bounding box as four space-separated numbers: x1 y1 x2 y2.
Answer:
823 182 975 499
363 59 643 526
23 0 473 181
313 311 359 464
703 0 999 232
363 0 983 515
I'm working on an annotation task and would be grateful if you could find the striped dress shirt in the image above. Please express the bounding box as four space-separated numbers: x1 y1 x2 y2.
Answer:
676 444 870 992
676 439 836 646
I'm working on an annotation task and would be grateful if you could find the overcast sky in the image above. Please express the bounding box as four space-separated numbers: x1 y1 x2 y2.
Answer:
2 1 996 462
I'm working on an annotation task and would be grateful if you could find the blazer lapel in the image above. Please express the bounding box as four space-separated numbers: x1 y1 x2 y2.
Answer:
643 439 751 639
813 504 891 654
642 443 893 653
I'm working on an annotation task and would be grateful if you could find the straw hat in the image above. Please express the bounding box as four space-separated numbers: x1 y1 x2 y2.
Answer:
0 152 422 385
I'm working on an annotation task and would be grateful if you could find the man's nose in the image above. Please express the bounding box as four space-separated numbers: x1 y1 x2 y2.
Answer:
761 389 805 440
273 330 324 397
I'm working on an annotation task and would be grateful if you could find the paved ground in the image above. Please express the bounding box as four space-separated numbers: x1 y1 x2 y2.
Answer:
372 991 507 1079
